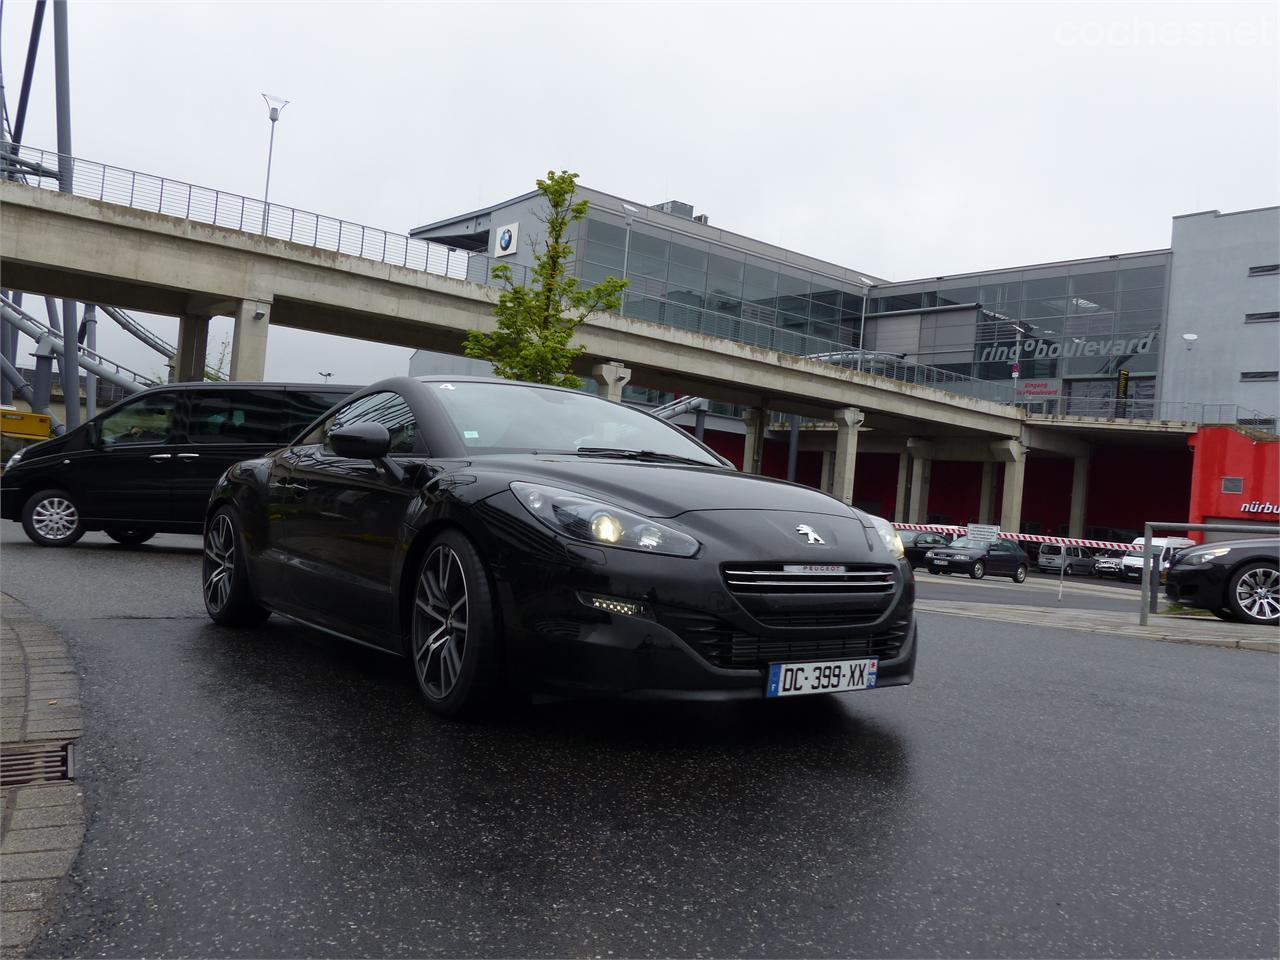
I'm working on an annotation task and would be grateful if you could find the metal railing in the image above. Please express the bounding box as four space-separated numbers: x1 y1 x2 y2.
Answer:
1025 398 1276 427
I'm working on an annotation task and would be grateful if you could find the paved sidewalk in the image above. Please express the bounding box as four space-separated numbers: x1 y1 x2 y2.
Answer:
0 593 85 958
917 598 1280 651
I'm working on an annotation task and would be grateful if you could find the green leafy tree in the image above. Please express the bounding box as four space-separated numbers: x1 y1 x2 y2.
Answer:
464 170 627 388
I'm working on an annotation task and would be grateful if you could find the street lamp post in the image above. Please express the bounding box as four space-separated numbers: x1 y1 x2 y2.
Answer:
318 371 333 384
261 93 289 235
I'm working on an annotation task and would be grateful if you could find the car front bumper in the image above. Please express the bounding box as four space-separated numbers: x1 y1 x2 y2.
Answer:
1165 564 1226 611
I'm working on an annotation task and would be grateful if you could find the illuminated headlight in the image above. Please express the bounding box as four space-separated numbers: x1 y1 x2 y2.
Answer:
871 516 905 559
1183 546 1231 565
4 450 23 470
511 482 700 557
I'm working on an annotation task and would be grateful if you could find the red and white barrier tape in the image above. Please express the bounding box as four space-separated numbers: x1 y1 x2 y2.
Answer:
892 522 1135 552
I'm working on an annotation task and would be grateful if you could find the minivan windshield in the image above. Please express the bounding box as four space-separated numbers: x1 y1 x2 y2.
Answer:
426 380 726 467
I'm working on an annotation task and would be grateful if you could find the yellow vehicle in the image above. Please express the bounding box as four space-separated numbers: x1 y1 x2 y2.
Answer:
0 408 52 469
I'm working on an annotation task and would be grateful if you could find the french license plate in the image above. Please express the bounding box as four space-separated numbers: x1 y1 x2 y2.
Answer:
766 658 878 698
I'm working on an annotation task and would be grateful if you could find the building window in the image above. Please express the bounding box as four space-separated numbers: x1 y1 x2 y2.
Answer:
1247 264 1280 277
1240 371 1279 381
1221 477 1245 494
1244 312 1280 323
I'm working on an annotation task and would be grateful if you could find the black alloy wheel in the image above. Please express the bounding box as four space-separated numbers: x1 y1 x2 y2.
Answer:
1011 564 1027 583
21 489 84 547
202 508 270 627
969 560 986 580
106 528 155 546
410 530 499 717
1227 562 1280 625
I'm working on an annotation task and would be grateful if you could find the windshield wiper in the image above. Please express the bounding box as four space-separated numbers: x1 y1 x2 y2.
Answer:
575 446 711 466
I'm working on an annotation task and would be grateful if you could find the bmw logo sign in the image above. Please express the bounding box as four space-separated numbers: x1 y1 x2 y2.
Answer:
499 229 513 252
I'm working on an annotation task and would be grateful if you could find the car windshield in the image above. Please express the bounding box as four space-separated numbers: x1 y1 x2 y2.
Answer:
426 380 725 467
948 537 987 549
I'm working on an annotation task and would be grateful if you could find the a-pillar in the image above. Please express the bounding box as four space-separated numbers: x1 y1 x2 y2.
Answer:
991 438 1027 533
174 314 210 383
1069 456 1090 538
591 361 631 403
893 451 909 521
906 438 934 523
230 299 271 381
978 462 996 524
741 407 766 474
829 407 864 505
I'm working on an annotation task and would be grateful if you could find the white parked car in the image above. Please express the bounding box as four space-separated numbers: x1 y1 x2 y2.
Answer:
1121 536 1196 581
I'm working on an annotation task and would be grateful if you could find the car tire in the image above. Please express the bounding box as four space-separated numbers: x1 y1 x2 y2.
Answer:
1211 607 1241 623
1226 562 1280 625
202 507 270 627
1011 564 1027 583
106 528 155 546
970 561 986 580
21 488 85 547
928 567 940 575
409 528 501 718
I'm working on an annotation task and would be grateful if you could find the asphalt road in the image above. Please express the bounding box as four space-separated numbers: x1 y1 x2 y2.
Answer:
915 567 1144 614
2 526 1277 959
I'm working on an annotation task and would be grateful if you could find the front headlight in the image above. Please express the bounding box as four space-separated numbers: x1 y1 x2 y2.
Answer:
510 482 700 557
1183 547 1231 565
4 450 23 470
871 516 905 559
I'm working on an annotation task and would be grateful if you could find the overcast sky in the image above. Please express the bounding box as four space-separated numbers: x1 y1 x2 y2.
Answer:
3 0 1277 386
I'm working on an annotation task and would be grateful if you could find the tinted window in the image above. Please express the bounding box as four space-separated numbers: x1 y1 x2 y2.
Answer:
426 380 723 466
306 391 420 456
186 389 297 445
99 392 178 446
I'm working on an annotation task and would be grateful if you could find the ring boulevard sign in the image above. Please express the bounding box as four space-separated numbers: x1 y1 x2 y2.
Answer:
979 334 1155 363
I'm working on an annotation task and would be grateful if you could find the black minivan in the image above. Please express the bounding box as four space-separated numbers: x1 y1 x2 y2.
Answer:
1 381 355 546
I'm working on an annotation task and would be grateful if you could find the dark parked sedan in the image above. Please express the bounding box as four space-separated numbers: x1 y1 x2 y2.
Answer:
924 536 1030 582
1165 537 1279 625
901 529 951 569
203 376 917 716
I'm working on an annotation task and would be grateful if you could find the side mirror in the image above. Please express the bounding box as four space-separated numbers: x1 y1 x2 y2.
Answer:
86 421 102 449
328 422 391 460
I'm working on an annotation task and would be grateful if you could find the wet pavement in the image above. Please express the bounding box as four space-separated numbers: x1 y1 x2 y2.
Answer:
2 527 1277 958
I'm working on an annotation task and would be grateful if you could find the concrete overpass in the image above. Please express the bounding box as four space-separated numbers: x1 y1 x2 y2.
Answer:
0 178 1200 534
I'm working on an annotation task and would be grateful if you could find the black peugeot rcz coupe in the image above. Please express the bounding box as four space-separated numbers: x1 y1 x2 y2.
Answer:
202 376 917 715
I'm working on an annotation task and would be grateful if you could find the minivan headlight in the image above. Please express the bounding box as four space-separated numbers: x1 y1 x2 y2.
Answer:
4 450 23 470
510 482 700 557
871 516 905 559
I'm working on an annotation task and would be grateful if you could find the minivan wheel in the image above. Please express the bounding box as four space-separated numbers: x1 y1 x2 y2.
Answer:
203 508 270 627
21 489 84 547
1012 564 1027 584
969 560 986 580
1227 562 1280 625
106 528 155 546
410 529 500 718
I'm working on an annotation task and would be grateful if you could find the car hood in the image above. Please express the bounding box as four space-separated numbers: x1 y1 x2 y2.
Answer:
467 454 873 523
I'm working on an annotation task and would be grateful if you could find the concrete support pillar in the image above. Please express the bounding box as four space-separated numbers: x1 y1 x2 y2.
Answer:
1069 456 1090 539
991 439 1027 533
906 438 935 524
230 299 271 381
893 451 909 522
175 314 210 383
741 407 766 474
591 360 632 403
978 461 996 525
830 407 864 505
820 449 834 495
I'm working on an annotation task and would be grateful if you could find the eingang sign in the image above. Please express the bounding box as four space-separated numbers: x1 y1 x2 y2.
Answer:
980 334 1155 363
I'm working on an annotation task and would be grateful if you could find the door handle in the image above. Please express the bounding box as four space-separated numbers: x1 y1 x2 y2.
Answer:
176 453 200 460
149 453 172 461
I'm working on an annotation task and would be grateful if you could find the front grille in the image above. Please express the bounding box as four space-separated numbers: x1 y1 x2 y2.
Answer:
661 610 911 670
723 562 897 594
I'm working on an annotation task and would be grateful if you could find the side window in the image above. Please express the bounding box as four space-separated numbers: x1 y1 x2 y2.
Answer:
99 392 178 447
306 391 420 456
185 390 295 445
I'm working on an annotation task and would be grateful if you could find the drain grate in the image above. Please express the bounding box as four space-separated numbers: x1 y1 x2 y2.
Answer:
0 740 76 786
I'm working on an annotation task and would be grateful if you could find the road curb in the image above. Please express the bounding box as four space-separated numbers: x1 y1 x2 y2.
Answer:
916 599 1280 652
0 593 86 958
